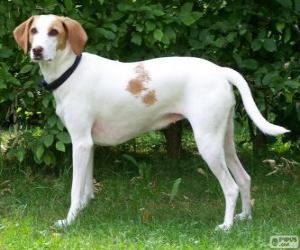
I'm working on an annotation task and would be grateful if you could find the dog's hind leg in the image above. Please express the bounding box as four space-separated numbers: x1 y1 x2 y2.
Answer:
188 113 239 231
82 145 95 206
224 110 252 221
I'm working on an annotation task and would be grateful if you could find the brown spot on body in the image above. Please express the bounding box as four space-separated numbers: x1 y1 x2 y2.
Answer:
126 63 151 96
135 64 151 82
142 90 157 105
126 63 157 106
126 79 148 96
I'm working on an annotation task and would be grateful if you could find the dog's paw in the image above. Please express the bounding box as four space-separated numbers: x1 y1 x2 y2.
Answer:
234 212 252 221
215 223 232 231
54 219 69 228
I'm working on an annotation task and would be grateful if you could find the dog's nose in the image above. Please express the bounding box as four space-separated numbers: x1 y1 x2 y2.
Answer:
32 46 44 57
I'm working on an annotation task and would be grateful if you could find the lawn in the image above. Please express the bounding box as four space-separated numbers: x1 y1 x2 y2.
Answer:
0 137 299 249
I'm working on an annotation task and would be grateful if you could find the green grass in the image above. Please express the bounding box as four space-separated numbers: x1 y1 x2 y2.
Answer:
0 151 299 250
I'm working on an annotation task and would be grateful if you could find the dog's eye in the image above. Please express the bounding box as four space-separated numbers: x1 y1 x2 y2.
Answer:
48 29 59 36
31 28 38 35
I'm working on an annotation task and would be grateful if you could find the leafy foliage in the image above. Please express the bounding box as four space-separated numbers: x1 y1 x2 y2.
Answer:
0 0 299 168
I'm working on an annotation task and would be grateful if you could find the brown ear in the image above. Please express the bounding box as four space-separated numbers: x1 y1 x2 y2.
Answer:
62 17 87 55
13 16 34 53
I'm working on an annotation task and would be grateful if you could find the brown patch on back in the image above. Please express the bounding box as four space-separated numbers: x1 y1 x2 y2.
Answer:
126 63 157 106
135 64 151 83
142 90 157 105
126 79 147 96
48 18 67 50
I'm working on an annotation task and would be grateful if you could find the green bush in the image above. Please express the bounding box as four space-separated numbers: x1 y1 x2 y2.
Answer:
0 0 299 168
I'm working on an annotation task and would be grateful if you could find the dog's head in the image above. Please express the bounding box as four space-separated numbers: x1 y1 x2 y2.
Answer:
13 15 87 62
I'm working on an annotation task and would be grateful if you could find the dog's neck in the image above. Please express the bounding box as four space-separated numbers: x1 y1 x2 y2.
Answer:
38 46 77 84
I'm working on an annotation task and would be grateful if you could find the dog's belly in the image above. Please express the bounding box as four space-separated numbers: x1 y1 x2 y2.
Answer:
91 121 131 146
91 113 184 146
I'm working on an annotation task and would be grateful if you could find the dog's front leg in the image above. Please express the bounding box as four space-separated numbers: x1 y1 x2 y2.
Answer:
55 137 93 227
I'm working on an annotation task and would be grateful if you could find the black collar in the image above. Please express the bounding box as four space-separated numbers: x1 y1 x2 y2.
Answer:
40 54 82 91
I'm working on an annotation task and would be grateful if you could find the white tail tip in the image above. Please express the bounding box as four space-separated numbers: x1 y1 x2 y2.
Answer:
263 125 290 136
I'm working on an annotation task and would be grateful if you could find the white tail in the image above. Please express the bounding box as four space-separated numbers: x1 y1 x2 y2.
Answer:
222 67 289 136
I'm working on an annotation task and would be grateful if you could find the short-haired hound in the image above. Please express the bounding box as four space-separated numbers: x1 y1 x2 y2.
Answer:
13 15 289 230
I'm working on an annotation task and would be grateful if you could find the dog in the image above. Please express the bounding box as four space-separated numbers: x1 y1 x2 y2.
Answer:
13 15 289 230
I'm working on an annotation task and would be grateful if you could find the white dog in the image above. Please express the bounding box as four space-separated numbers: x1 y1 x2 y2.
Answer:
13 15 289 230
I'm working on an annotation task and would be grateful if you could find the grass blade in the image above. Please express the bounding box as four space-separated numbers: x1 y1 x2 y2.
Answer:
170 178 182 202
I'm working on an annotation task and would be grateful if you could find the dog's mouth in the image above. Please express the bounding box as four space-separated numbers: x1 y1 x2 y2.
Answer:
31 55 53 63
32 55 44 61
